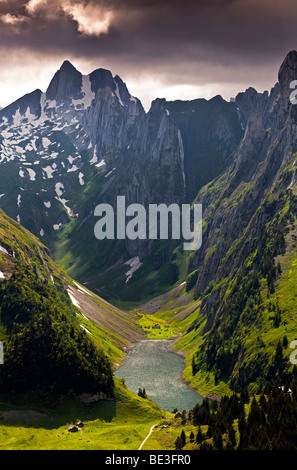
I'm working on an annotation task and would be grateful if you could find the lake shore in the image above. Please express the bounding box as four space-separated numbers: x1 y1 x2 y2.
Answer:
165 338 222 403
114 338 204 411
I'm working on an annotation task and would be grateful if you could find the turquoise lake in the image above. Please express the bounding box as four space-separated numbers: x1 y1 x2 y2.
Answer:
114 339 204 412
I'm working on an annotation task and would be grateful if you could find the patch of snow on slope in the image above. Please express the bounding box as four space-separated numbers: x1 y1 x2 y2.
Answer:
67 165 79 173
42 165 56 179
90 145 98 164
67 288 81 309
42 137 51 148
72 75 95 109
96 159 106 169
55 182 65 197
78 172 84 185
113 79 125 107
0 246 9 256
124 256 143 283
12 108 22 126
27 168 36 181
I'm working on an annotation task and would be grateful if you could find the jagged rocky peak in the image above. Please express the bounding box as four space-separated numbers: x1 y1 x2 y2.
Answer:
113 74 134 106
278 50 297 109
278 50 297 87
235 87 269 129
149 97 167 113
44 60 140 111
46 60 83 103
89 68 131 105
89 67 115 93
0 88 42 124
209 94 225 104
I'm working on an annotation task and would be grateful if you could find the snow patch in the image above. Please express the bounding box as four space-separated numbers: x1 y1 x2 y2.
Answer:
67 165 79 173
124 256 143 283
67 289 81 309
80 325 91 334
46 99 56 109
113 79 125 107
0 246 9 256
73 281 91 296
1 130 13 138
55 182 65 197
96 159 106 169
27 168 36 181
12 108 22 126
24 107 37 122
72 75 95 110
90 145 98 164
78 172 85 185
42 165 56 179
42 137 51 148
104 168 116 178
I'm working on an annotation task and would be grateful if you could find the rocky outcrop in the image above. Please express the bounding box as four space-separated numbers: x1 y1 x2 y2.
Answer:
188 50 297 320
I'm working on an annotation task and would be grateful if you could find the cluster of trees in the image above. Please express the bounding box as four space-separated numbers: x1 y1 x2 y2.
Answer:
177 380 297 450
138 387 147 398
175 429 186 449
0 265 114 397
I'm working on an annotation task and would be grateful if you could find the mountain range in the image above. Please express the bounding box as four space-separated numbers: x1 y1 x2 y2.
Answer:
0 50 297 402
0 57 245 302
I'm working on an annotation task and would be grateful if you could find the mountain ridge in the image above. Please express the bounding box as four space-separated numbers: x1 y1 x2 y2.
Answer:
0 52 297 398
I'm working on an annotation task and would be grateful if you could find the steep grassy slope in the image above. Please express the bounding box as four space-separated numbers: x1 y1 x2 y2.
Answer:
0 208 144 401
0 208 174 450
137 182 297 398
0 378 170 450
66 280 144 366
136 53 297 397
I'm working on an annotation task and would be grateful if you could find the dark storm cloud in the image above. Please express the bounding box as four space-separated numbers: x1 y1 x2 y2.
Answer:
0 0 296 108
0 0 294 61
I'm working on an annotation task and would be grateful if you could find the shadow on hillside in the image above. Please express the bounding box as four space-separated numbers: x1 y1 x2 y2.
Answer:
0 398 117 429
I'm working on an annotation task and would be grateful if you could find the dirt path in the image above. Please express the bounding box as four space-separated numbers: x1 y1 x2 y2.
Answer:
138 424 156 450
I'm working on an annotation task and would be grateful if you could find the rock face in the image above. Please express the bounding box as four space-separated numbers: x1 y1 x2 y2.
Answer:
0 58 242 291
46 60 83 104
189 50 297 313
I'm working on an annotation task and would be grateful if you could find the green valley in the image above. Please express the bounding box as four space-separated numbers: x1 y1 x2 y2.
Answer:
1 48 297 453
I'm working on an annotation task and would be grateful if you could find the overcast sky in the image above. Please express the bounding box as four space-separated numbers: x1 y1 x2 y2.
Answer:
0 0 296 111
